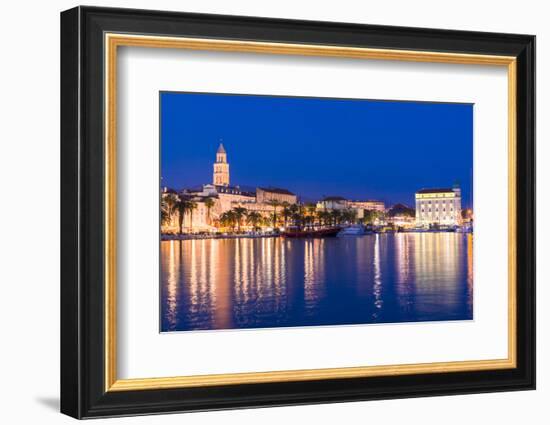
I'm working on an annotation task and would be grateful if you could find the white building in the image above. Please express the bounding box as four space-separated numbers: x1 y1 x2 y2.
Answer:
316 196 348 210
348 200 385 212
415 186 462 227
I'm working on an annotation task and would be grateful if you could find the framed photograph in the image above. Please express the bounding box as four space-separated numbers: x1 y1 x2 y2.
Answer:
60 6 535 419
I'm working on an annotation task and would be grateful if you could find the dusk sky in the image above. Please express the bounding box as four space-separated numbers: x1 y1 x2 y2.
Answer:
160 92 473 208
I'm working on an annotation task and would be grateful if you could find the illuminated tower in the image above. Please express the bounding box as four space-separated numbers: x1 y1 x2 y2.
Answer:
213 143 230 186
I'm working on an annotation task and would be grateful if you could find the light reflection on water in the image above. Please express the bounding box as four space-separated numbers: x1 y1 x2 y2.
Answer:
161 233 473 332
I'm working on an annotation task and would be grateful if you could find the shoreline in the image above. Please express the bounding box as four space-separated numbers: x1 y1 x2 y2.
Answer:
161 229 473 241
161 233 279 241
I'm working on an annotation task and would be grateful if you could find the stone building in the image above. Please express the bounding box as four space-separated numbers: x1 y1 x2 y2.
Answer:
316 196 348 210
348 200 385 212
415 185 462 227
256 187 297 205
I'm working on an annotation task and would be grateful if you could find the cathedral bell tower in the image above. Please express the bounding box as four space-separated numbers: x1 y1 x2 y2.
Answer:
213 143 230 186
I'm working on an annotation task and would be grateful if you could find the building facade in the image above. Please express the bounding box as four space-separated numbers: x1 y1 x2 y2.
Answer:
316 196 348 210
256 187 297 205
348 200 385 212
161 189 219 234
415 186 462 227
161 144 299 233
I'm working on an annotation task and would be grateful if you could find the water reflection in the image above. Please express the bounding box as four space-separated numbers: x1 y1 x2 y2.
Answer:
372 234 383 318
160 233 473 332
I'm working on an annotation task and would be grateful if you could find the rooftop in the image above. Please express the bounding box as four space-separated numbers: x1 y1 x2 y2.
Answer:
216 185 255 197
321 196 347 202
416 188 455 194
217 143 226 154
258 187 295 196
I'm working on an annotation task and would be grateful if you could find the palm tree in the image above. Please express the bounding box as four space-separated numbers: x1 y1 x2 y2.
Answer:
246 211 262 231
161 208 170 226
173 196 188 234
281 201 291 229
161 193 178 226
330 209 342 226
266 200 281 227
204 197 215 225
187 200 198 232
363 209 375 224
174 196 197 234
262 215 271 228
316 210 330 227
342 208 357 224
220 210 237 231
232 207 247 232
305 204 317 227
286 204 299 227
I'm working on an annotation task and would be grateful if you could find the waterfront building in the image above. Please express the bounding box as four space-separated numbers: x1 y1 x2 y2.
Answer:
316 197 385 221
178 199 212 232
161 144 300 233
213 143 230 186
161 188 220 233
316 196 348 210
256 187 297 205
216 186 256 213
348 200 385 212
415 185 462 227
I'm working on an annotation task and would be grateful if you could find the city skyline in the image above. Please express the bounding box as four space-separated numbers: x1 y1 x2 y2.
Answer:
161 91 473 208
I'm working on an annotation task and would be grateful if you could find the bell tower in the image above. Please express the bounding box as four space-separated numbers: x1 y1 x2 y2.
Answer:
213 143 230 186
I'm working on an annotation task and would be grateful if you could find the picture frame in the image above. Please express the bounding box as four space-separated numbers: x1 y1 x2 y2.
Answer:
60 5 535 419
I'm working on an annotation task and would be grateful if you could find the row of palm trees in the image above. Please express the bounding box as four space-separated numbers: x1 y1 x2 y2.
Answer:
161 193 216 234
219 208 263 232
162 194 364 235
219 201 359 233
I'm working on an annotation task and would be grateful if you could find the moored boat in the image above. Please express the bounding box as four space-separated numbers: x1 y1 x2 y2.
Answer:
338 224 368 236
282 226 341 238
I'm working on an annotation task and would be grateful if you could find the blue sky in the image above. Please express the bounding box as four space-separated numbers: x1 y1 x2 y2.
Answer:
160 92 473 208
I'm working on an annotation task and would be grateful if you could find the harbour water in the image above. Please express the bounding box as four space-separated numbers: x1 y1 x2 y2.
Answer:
160 233 473 332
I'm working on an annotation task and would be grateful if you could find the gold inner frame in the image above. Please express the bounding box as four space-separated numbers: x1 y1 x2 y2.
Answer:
104 33 517 392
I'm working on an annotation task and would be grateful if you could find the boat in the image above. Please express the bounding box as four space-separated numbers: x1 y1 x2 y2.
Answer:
337 224 368 236
281 226 341 238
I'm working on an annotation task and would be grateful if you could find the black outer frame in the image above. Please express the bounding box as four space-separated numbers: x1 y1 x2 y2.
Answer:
60 6 535 419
